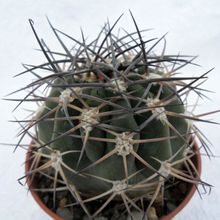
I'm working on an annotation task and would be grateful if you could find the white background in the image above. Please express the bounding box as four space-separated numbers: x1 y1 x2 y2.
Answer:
0 0 220 219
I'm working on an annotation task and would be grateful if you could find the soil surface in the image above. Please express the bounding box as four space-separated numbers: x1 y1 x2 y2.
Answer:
29 170 193 220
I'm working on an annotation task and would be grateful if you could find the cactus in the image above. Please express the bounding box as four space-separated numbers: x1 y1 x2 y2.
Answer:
10 12 217 219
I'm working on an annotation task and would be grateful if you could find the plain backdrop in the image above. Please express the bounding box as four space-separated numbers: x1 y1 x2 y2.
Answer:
0 0 220 219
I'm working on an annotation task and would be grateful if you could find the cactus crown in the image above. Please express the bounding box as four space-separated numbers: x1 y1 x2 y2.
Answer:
10 13 216 219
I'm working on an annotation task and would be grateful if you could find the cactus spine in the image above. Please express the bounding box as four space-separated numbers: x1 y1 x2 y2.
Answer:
11 13 215 219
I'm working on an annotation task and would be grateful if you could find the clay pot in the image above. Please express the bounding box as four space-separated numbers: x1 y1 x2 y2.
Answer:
160 142 201 220
25 148 63 220
25 142 201 220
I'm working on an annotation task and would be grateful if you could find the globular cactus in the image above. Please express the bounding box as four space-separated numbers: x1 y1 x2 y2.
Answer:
11 13 216 220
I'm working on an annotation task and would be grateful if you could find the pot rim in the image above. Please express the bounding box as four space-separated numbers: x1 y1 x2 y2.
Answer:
160 141 201 220
25 142 201 220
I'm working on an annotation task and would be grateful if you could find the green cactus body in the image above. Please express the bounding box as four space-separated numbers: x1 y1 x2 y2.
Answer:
36 64 188 200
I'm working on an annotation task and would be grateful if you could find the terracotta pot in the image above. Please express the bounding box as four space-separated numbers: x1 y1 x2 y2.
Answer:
25 142 201 220
160 142 202 220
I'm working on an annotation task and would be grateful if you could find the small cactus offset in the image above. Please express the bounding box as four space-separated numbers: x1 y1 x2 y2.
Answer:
10 12 217 219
